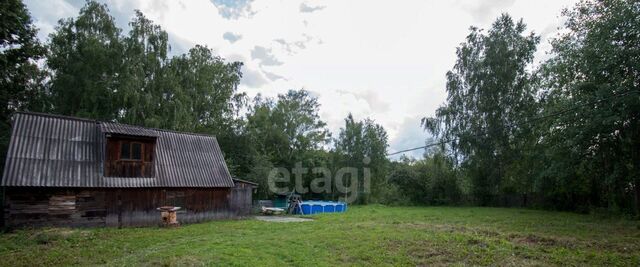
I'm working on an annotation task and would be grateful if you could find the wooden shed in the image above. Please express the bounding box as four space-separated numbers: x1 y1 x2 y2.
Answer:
1 112 257 228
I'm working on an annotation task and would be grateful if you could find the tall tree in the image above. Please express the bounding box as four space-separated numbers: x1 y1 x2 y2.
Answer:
169 45 244 133
423 14 540 205
247 90 329 165
334 114 389 203
118 10 171 128
47 0 123 120
541 0 640 214
245 90 330 195
169 45 246 175
0 0 46 173
113 10 247 164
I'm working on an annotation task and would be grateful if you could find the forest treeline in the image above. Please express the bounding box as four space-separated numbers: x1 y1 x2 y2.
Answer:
1 0 639 216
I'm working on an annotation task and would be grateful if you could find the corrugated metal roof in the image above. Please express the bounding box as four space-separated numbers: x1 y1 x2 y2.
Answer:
233 178 258 186
101 122 159 137
1 112 235 188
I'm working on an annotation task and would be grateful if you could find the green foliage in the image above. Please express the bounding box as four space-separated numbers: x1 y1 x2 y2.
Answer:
44 1 247 175
46 2 246 132
538 0 640 214
0 0 47 175
1 206 639 266
117 10 171 128
388 151 462 205
47 1 123 120
244 89 330 196
423 14 540 205
247 89 329 166
166 45 244 133
3 0 639 217
334 114 389 203
417 0 640 215
244 154 275 199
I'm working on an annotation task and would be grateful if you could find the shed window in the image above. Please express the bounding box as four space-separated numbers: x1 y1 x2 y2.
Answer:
120 142 130 159
132 143 142 160
120 142 143 160
105 137 155 177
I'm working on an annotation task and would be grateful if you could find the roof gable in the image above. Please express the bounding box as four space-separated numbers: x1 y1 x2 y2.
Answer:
1 112 235 188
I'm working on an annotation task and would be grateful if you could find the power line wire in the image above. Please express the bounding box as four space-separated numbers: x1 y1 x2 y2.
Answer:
386 89 640 156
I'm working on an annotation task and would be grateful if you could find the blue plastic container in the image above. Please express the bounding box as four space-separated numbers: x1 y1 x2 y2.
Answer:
324 205 335 212
298 201 347 215
311 204 323 214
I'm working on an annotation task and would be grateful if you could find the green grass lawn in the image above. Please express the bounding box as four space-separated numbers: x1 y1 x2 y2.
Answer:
1 205 639 266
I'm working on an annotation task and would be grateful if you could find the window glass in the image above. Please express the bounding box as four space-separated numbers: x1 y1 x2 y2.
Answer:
132 143 142 160
107 138 155 178
120 142 130 159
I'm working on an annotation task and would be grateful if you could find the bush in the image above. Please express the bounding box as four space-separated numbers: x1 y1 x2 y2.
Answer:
386 152 463 206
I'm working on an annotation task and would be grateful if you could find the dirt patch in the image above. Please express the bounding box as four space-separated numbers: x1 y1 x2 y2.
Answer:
385 239 455 266
28 228 88 245
410 248 455 266
142 256 206 267
584 240 640 253
393 222 580 251
396 222 469 233
509 234 576 249
512 234 557 246
475 229 500 237
467 238 489 248
394 223 501 238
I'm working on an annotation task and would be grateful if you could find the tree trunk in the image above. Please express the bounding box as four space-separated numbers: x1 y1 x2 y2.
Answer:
634 146 640 217
635 176 640 217
633 126 640 217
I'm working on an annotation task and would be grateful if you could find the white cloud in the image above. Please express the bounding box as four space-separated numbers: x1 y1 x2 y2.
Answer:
336 89 390 113
25 0 78 40
223 32 242 43
241 66 269 88
251 46 284 66
299 2 325 13
24 0 579 160
262 70 286 81
457 0 516 23
388 115 432 161
210 0 255 19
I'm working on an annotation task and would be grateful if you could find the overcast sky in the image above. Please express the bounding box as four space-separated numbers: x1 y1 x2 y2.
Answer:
25 0 578 159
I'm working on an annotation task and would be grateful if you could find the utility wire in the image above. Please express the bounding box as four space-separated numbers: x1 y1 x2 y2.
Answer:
386 89 640 156
387 139 453 156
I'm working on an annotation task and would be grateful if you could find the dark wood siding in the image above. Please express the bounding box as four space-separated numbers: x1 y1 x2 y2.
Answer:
3 188 106 227
230 182 255 216
4 187 252 228
105 137 156 178
103 188 234 227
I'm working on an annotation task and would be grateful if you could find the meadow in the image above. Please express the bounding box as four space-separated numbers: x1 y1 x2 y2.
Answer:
1 205 639 266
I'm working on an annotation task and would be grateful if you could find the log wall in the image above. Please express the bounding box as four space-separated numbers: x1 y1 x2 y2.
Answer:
2 186 252 228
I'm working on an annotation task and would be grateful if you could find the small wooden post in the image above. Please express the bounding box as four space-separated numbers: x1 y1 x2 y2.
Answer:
157 206 181 227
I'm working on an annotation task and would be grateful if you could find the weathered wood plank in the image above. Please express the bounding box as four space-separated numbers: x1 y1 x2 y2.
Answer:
5 186 250 228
